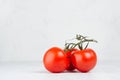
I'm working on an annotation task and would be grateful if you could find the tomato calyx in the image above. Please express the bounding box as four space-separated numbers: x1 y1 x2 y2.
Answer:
64 34 97 51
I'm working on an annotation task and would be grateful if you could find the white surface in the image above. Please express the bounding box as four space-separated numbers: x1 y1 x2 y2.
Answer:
0 0 120 62
0 61 120 80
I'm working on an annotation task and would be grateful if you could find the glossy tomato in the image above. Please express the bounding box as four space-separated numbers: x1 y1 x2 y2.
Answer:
43 47 69 73
65 49 78 71
71 48 97 72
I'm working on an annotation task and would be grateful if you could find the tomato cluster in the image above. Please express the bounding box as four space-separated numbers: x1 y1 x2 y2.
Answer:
43 35 97 73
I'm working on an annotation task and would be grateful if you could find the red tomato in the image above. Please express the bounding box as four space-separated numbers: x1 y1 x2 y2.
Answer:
65 49 78 71
71 48 97 72
43 47 69 73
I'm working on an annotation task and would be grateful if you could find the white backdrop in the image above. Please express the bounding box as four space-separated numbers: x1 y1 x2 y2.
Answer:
0 0 120 62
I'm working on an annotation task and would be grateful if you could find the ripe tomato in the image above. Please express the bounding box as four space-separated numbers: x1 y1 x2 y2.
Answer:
71 48 97 72
43 47 69 73
65 49 78 71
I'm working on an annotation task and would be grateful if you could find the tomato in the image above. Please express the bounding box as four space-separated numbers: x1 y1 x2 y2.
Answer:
43 47 69 73
71 48 97 72
65 49 78 71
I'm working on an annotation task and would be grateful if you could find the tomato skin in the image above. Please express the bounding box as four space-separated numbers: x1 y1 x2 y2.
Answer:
65 49 78 71
71 48 97 72
43 47 69 73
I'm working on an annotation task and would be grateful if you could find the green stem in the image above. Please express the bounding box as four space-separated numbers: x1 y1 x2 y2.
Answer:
64 34 97 51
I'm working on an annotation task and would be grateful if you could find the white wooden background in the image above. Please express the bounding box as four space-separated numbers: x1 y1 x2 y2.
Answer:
0 0 120 62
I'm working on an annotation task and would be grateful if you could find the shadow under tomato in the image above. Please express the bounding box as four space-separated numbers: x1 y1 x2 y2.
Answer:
31 69 91 74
